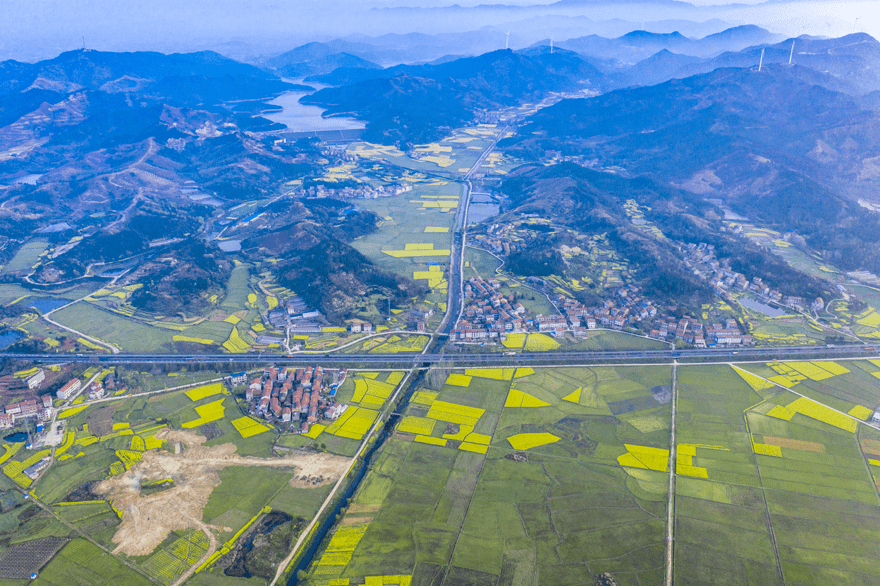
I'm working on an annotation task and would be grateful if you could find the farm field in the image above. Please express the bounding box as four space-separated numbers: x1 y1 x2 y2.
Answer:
51 302 176 353
40 262 299 354
1 239 49 274
303 365 674 586
350 180 460 324
349 125 499 179
298 359 880 586
339 334 429 355
674 361 880 586
745 315 828 347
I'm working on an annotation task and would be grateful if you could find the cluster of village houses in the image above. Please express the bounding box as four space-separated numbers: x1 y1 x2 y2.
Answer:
472 225 526 257
0 373 114 430
451 277 529 341
682 242 823 313
244 366 348 435
451 276 756 348
292 182 412 200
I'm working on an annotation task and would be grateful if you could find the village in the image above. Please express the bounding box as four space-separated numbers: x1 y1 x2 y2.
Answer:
452 274 757 349
0 371 115 431
290 182 412 200
244 365 349 435
680 241 824 314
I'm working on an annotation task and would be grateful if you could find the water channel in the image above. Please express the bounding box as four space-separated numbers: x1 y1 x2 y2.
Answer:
286 368 427 585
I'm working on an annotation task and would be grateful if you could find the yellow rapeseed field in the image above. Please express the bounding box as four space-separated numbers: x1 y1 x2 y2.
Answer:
58 405 89 419
502 334 526 349
752 442 782 457
386 372 405 386
732 367 776 391
445 374 472 387
172 335 215 345
426 401 485 427
617 444 669 472
524 334 560 352
562 388 582 403
352 378 395 404
784 397 857 432
504 389 550 408
301 424 326 439
182 398 226 429
411 391 438 405
231 416 271 438
459 442 488 454
848 405 874 420
326 407 379 440
398 416 435 436
507 432 560 451
222 326 250 353
185 382 224 401
464 433 491 445
464 368 515 381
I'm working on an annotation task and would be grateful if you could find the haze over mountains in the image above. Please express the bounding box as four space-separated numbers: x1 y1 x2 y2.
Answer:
2 0 877 62
3 18 880 320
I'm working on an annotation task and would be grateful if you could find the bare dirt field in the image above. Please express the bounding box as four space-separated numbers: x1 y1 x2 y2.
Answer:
93 429 349 559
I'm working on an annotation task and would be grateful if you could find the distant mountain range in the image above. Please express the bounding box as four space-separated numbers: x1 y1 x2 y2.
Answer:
265 44 381 80
302 47 604 145
0 50 297 105
670 33 880 95
556 25 783 62
260 24 776 81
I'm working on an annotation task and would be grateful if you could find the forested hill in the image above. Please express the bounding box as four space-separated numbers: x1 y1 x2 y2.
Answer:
301 48 605 146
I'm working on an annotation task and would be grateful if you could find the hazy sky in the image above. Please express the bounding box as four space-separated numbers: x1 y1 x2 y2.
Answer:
1 0 876 62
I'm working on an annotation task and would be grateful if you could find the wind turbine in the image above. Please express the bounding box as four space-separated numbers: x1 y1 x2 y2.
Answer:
854 17 861 33
788 40 795 65
550 36 554 54
758 47 765 72
505 31 510 50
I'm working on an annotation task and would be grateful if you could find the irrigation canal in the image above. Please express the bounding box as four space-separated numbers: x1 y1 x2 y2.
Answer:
286 367 427 585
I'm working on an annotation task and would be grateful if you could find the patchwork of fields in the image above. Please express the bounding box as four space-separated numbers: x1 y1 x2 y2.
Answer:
306 365 674 586
303 359 880 586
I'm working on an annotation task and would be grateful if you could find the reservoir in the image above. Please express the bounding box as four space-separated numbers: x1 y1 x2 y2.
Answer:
467 193 501 224
739 296 787 317
263 81 365 133
0 330 23 350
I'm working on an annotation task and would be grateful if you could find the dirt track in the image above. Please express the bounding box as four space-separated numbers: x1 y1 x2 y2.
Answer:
94 429 348 559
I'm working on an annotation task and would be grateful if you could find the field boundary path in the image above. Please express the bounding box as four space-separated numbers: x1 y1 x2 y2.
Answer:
664 360 677 586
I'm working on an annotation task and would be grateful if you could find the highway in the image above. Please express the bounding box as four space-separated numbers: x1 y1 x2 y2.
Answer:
7 343 877 367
